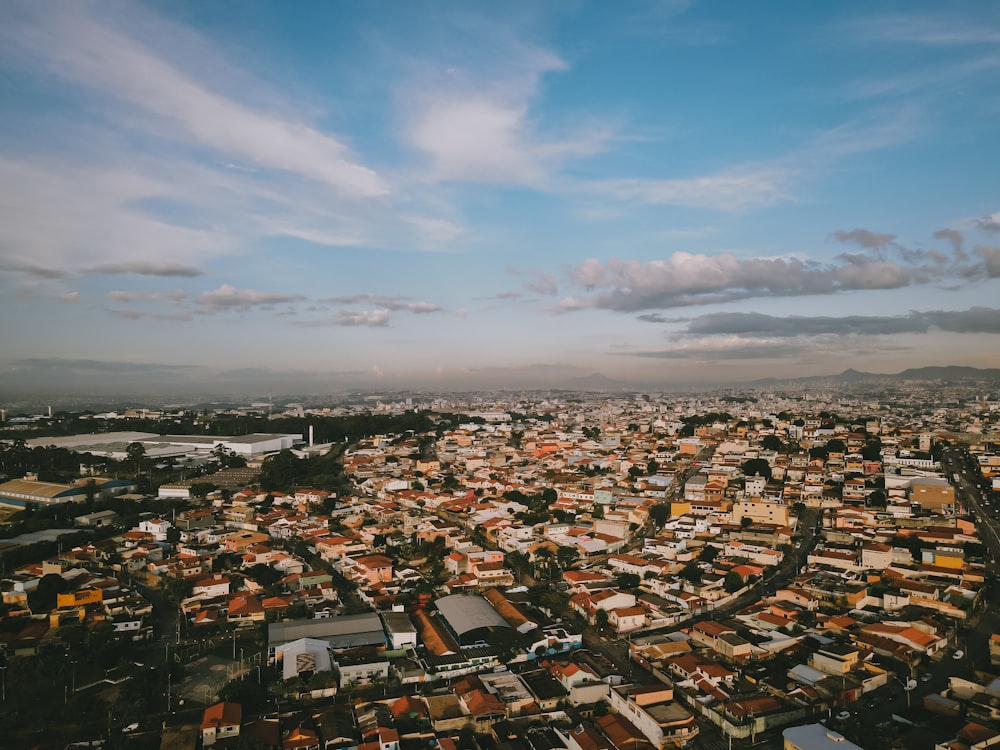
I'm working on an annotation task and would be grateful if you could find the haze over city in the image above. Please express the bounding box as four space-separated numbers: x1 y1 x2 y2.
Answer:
2 1 1000 396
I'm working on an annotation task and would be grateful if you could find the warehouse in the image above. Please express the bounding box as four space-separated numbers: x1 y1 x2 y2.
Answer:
268 613 386 656
434 593 512 648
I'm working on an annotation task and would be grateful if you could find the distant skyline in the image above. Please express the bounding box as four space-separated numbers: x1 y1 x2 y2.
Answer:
2 1 1000 396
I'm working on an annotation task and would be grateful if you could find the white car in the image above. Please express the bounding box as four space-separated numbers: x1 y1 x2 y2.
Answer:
953 650 965 660
835 711 851 721
123 723 139 733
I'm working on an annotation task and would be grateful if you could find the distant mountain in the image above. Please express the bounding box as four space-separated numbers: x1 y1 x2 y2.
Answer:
893 365 1000 381
748 365 1000 387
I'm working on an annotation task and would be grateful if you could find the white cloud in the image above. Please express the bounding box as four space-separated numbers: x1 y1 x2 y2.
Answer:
403 39 608 187
106 289 188 305
2 5 386 198
403 215 465 245
587 167 795 213
556 243 974 313
337 310 392 327
195 284 305 314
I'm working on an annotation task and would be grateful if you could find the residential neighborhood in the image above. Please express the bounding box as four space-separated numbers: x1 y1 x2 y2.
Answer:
1 383 1000 750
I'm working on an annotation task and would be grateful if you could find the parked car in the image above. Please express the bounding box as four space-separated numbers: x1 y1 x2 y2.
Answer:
836 711 851 721
953 650 965 660
921 673 933 682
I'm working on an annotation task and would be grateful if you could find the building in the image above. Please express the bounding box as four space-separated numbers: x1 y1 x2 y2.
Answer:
0 478 87 508
909 478 956 512
202 701 242 746
268 613 386 655
434 593 513 648
609 685 699 749
381 611 418 650
782 724 862 750
280 638 334 681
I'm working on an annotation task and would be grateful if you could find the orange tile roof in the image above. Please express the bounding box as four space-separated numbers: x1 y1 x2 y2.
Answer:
201 701 242 729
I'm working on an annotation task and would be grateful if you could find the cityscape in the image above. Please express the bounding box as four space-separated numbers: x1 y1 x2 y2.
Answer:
2 2 1000 750
0 377 999 750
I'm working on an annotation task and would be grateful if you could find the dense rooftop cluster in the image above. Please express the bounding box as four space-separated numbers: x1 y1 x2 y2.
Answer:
0 384 999 748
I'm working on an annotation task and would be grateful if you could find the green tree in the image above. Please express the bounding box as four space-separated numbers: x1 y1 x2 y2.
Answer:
741 458 772 481
126 442 146 474
861 439 883 462
534 547 555 579
679 562 702 584
28 572 68 612
189 481 218 499
595 609 610 632
867 489 887 508
826 438 847 454
617 572 641 590
649 504 671 529
486 628 527 660
556 545 579 571
724 571 744 593
761 435 783 452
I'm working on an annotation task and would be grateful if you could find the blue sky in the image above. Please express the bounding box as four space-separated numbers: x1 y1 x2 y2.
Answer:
1 0 999 395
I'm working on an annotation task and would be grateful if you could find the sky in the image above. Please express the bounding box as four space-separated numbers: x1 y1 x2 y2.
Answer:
1 0 1000 397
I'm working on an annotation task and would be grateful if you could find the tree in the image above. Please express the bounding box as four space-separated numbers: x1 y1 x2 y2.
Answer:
724 571 744 593
126 442 146 474
867 489 887 508
826 438 847 454
556 545 579 572
506 551 530 576
486 628 527 661
761 435 783 452
28 572 68 612
699 546 719 563
649 504 671 529
534 547 555 579
741 458 772 481
82 478 99 507
647 459 660 475
595 609 610 633
617 572 641 590
861 439 883 462
679 562 702 584
189 481 218 499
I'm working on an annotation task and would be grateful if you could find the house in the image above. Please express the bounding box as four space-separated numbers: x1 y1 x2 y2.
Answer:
137 518 171 542
202 701 242 746
608 685 699 749
193 574 232 598
353 555 394 585
284 726 322 750
610 606 647 634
